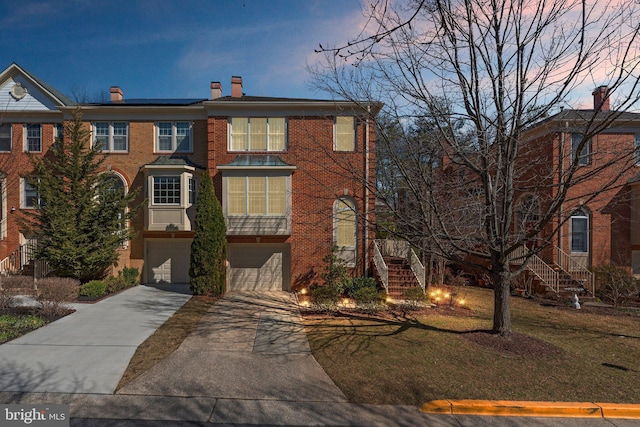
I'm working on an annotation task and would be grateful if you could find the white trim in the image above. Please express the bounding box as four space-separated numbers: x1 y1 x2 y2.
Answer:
154 121 193 153
93 121 129 153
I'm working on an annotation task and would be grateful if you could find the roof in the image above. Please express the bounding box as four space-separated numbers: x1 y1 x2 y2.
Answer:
531 108 640 129
144 155 206 170
89 98 207 106
2 62 75 106
217 154 297 170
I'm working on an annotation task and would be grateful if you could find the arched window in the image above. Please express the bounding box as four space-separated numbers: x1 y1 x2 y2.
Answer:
105 173 126 196
103 172 128 247
570 208 589 253
335 198 356 248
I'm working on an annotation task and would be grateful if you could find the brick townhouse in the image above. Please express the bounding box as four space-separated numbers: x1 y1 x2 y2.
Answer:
0 63 379 291
512 87 640 291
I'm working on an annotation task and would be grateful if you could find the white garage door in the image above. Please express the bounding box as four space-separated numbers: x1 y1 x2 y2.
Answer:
146 239 192 284
228 244 289 291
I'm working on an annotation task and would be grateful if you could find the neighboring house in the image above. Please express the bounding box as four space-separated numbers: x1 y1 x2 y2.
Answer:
513 87 640 292
0 63 380 292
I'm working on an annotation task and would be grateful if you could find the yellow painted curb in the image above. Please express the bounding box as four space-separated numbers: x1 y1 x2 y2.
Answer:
598 403 640 419
421 400 603 417
419 400 452 414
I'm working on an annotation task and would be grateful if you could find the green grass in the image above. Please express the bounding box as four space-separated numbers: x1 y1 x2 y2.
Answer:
0 314 47 344
303 287 640 405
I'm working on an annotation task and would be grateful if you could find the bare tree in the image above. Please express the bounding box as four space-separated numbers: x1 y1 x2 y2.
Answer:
311 0 640 336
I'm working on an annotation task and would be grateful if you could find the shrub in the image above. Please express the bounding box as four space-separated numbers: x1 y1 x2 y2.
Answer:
352 286 385 303
37 277 80 301
0 291 13 311
320 246 351 295
79 280 107 299
309 284 341 310
36 277 79 317
105 275 126 294
0 276 36 293
346 276 378 298
594 266 639 307
119 267 139 287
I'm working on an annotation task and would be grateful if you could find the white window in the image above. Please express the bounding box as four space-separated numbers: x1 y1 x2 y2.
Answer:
21 178 39 209
335 198 356 247
189 177 197 204
570 208 589 253
156 122 192 153
0 124 11 152
153 176 181 205
571 133 590 166
54 123 64 149
335 116 355 151
229 117 286 152
25 124 42 152
227 176 286 216
94 122 128 152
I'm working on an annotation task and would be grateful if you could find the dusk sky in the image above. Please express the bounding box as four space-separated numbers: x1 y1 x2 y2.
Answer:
0 0 365 101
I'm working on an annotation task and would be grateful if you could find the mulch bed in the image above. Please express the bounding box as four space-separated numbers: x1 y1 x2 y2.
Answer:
462 330 563 357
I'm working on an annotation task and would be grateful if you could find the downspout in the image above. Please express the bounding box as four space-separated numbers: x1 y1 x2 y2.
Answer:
558 125 567 253
364 105 371 276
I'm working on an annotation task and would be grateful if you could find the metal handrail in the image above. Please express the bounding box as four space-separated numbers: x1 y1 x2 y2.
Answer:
0 240 50 279
555 246 594 295
373 240 389 293
510 246 559 294
409 248 426 290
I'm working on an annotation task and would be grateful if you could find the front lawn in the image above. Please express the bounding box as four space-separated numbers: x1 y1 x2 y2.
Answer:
303 286 640 405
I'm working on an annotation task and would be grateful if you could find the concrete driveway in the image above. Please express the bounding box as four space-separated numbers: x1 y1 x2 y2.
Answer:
116 291 347 402
0 284 191 394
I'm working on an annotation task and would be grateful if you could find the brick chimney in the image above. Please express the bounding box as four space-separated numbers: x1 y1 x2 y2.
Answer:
110 86 123 102
210 81 222 99
231 76 243 98
592 85 609 112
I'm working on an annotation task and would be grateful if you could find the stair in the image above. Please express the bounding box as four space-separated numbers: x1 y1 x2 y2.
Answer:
384 256 422 299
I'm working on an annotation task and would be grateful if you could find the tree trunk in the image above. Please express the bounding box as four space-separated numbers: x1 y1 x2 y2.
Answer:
492 264 512 337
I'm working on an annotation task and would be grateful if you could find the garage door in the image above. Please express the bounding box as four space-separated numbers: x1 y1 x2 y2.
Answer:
228 243 289 291
146 239 192 284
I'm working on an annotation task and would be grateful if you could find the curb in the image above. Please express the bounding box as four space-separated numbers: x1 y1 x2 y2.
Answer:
420 400 640 418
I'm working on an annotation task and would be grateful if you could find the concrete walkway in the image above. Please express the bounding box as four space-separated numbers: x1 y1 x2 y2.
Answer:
0 284 191 394
116 291 347 402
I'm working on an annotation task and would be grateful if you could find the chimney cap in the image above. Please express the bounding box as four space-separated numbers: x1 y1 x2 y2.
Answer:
231 76 243 98
210 81 222 99
110 86 123 102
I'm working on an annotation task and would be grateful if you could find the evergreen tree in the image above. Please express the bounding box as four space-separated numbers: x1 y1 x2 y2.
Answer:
23 109 138 282
189 172 226 296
